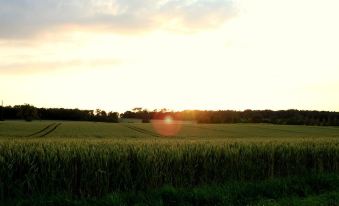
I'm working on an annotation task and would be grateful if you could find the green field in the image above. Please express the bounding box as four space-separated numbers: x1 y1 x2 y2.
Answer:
1 121 339 205
1 120 339 139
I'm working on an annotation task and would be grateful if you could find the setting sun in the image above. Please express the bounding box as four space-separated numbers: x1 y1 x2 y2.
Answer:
152 115 181 137
164 116 173 124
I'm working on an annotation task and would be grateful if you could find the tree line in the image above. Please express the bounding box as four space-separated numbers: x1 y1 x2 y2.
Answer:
1 105 339 126
121 108 339 126
0 104 118 123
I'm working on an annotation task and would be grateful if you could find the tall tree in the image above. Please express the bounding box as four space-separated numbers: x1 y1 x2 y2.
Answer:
17 104 38 121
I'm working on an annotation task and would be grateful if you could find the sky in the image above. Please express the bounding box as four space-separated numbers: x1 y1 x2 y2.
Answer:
1 0 339 112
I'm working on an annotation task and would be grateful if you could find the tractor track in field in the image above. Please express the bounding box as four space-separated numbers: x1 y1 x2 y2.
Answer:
26 122 62 137
123 125 162 137
39 123 62 137
26 123 56 137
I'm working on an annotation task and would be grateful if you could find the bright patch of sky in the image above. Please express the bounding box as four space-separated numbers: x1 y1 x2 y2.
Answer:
0 0 338 112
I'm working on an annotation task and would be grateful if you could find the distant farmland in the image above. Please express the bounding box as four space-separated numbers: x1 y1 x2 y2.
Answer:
0 121 339 205
1 120 339 139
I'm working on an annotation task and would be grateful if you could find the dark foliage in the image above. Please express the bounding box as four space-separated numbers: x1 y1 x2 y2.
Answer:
1 105 119 123
1 105 339 125
16 104 38 121
0 105 3 121
122 109 339 126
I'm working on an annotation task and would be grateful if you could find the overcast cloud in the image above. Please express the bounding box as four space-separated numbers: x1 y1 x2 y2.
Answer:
0 0 237 38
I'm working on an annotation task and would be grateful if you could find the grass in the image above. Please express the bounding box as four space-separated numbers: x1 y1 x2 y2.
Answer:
0 121 339 204
2 173 339 205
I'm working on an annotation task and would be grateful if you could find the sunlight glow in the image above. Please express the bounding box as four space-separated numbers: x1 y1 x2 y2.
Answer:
164 116 173 124
152 115 181 137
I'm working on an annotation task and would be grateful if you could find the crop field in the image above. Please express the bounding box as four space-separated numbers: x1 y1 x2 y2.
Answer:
1 120 339 205
1 120 339 139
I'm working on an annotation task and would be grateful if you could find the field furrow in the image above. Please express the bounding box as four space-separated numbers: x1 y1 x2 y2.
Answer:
26 123 56 137
123 124 162 137
39 123 62 137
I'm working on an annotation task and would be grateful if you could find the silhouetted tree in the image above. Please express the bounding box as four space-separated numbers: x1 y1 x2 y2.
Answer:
141 110 151 123
0 104 3 121
107 112 119 123
17 104 38 121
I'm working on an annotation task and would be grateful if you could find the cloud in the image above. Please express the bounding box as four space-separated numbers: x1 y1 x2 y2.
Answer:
0 0 237 38
0 58 121 74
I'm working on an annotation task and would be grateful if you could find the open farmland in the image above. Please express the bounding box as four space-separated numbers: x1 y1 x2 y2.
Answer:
1 120 339 139
1 121 339 205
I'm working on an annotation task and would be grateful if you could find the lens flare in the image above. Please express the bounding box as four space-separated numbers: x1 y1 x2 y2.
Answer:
152 114 181 136
164 116 173 124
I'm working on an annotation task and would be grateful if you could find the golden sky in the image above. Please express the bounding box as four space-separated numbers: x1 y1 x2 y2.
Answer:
1 0 339 112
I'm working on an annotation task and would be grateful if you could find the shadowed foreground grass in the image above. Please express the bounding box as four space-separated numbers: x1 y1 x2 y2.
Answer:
2 174 339 206
1 139 339 198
